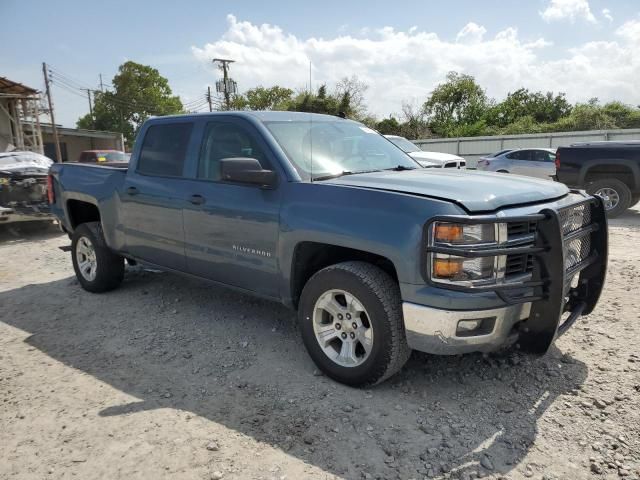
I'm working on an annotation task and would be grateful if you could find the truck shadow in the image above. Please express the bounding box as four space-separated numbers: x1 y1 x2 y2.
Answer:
0 268 588 479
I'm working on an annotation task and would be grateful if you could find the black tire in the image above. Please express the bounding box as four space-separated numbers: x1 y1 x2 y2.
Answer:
586 178 632 218
298 261 411 387
496 170 509 173
71 221 124 293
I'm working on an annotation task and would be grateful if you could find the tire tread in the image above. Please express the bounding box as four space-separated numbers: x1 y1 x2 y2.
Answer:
72 221 124 293
301 261 411 386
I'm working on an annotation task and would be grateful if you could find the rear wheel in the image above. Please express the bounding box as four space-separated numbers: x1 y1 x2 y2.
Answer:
71 222 124 293
586 179 632 218
298 261 410 386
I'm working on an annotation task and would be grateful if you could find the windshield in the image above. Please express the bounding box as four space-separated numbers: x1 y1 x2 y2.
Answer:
98 151 127 162
386 136 421 153
490 149 512 157
265 121 419 180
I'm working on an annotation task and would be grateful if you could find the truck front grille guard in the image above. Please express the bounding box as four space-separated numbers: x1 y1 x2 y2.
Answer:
424 194 608 352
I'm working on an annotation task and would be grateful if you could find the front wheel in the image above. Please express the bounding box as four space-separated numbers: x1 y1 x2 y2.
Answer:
298 261 411 386
71 222 124 293
586 179 632 218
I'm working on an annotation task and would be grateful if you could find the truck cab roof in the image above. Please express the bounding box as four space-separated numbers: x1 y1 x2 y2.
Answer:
150 111 350 124
567 141 640 148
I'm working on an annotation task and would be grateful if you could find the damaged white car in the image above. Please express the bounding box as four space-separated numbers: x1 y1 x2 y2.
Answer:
0 151 54 224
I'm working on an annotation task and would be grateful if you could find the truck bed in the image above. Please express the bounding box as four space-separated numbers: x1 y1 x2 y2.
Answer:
49 162 128 207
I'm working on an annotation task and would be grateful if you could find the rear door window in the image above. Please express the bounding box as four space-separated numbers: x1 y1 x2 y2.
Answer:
529 150 555 162
137 123 194 177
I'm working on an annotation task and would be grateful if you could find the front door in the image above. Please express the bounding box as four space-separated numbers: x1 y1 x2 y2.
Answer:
182 118 281 297
122 121 195 271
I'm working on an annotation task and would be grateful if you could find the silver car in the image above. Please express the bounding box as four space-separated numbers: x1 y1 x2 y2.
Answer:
476 148 556 180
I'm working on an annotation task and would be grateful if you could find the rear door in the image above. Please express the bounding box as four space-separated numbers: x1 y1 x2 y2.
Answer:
505 150 531 175
530 150 556 179
181 117 281 297
121 120 196 270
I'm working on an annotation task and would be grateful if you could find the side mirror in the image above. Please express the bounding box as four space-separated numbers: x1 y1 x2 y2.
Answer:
219 158 277 188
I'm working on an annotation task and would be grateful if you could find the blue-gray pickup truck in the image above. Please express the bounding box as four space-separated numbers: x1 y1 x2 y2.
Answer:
48 112 608 386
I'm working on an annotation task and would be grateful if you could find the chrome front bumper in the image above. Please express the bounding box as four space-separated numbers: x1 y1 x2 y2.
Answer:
402 302 531 355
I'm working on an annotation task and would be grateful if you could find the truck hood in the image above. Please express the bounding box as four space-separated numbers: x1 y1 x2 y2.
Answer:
322 169 569 212
409 151 464 164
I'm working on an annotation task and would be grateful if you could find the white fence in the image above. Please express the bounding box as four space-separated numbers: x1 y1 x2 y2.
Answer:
413 128 640 168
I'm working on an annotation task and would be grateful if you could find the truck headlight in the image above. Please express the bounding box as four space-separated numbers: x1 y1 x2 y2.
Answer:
432 254 496 282
428 221 505 286
433 222 496 245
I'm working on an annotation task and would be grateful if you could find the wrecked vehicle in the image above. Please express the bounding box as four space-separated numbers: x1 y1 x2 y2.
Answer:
0 151 53 224
48 112 608 386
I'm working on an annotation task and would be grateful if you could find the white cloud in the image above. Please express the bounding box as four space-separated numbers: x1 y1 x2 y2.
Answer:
191 15 640 118
540 0 597 23
456 22 487 44
602 8 613 22
617 18 640 42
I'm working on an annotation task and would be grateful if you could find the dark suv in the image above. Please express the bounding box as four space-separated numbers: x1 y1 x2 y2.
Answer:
556 141 640 217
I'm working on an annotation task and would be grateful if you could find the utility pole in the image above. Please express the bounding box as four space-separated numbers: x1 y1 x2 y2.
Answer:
85 89 95 148
99 74 104 92
85 89 94 124
207 86 213 112
212 58 236 110
42 62 62 162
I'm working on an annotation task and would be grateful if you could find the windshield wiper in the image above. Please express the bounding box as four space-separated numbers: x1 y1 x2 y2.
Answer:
384 165 418 171
313 169 382 181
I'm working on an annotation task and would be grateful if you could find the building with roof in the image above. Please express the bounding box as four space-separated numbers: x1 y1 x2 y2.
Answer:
0 76 43 153
1 75 125 161
25 123 125 163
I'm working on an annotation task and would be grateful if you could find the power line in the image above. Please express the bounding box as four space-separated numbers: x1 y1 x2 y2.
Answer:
48 65 95 91
49 76 96 98
182 96 209 107
48 63 215 115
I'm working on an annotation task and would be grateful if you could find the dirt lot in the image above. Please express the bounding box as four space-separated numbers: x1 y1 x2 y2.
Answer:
1 210 639 480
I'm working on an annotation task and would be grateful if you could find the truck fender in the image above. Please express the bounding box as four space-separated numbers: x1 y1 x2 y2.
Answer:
578 158 640 190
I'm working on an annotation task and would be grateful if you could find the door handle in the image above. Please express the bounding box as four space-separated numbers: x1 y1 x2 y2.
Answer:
126 186 139 196
189 194 205 205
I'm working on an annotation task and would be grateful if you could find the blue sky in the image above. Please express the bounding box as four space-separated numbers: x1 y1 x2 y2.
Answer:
1 0 638 127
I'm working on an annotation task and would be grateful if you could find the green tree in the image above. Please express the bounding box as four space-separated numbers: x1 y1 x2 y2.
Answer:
423 72 489 137
399 101 431 139
77 61 183 146
375 116 402 135
601 101 640 129
286 85 349 116
487 88 572 128
551 100 618 131
230 86 294 111
334 75 369 118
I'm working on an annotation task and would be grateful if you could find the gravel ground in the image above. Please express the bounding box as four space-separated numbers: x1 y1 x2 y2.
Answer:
0 209 639 480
